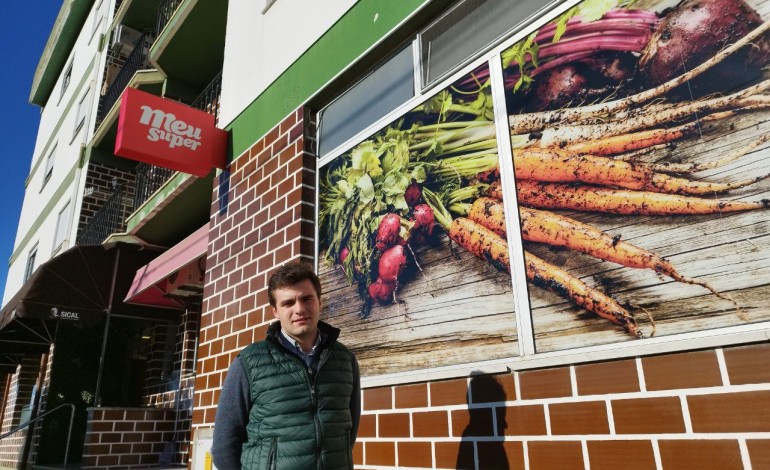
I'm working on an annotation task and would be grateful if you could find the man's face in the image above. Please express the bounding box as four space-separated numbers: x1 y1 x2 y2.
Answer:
271 279 321 342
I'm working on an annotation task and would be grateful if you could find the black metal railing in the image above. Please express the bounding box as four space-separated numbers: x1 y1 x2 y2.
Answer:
96 31 155 126
157 0 183 36
191 70 223 121
0 403 75 469
77 184 131 245
114 0 124 14
133 163 177 210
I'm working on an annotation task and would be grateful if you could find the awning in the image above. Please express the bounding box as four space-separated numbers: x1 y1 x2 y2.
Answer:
0 242 176 372
124 224 208 308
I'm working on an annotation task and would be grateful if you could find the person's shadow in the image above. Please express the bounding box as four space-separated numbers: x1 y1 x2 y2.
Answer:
456 373 509 469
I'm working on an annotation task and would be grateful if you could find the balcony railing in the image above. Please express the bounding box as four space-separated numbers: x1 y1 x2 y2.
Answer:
133 163 177 210
77 183 131 245
191 70 223 122
157 0 183 36
96 31 155 127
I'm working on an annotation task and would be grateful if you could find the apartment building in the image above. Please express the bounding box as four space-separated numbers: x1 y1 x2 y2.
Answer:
2 0 770 469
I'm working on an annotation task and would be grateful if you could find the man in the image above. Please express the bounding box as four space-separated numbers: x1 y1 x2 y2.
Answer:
212 263 360 469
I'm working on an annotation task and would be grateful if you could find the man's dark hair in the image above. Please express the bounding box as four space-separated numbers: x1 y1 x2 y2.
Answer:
268 262 322 306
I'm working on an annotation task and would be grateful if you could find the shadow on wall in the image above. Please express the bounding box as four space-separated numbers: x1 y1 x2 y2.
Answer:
456 372 509 470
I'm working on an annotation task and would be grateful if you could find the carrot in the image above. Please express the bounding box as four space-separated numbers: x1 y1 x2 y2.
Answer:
536 92 770 148
644 134 770 174
468 197 732 301
448 216 641 337
513 149 769 195
525 250 641 338
563 121 695 156
449 217 512 274
515 180 770 215
487 180 503 200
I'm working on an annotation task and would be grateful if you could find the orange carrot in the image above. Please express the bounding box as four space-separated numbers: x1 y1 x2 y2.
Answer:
487 180 503 200
563 121 694 156
516 180 770 215
525 250 641 338
448 217 641 337
513 149 769 195
468 197 731 301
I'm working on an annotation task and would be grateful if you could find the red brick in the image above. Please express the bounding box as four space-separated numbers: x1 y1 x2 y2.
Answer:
528 441 584 470
471 373 516 403
395 383 428 409
659 440 743 470
723 342 770 385
587 440 656 470
613 396 685 434
357 414 375 438
519 367 572 400
642 350 722 391
477 441 524 470
413 411 449 437
431 378 468 406
689 390 770 432
550 401 609 435
575 359 640 395
378 413 410 438
747 439 770 469
451 407 494 437
365 441 395 467
434 441 461 469
363 386 392 410
501 404 547 436
398 441 432 468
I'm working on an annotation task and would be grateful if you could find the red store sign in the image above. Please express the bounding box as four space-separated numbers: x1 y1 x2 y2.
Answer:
115 87 227 177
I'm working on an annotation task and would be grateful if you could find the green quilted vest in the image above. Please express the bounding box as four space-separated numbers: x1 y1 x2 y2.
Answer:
238 322 355 470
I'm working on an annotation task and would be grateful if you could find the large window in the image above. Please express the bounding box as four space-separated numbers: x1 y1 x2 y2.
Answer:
74 87 92 136
42 144 56 189
316 0 770 378
60 60 73 99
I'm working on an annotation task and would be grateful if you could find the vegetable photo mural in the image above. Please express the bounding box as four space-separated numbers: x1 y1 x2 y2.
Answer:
318 64 520 376
318 0 770 375
498 0 770 351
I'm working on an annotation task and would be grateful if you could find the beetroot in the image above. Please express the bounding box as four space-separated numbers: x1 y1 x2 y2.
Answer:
378 245 407 282
375 214 404 251
411 204 435 235
529 65 589 111
638 0 770 96
368 277 397 304
339 246 350 264
405 183 422 207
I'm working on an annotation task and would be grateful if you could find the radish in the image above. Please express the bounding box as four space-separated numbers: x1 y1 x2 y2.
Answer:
378 245 407 282
405 183 422 207
368 277 397 304
411 204 435 235
339 246 350 264
375 213 407 251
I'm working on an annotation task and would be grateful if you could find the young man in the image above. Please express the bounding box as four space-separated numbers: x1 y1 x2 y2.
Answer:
212 263 361 469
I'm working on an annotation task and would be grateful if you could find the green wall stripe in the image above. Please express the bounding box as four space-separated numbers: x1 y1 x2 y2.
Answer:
10 157 81 266
26 57 96 188
226 0 426 158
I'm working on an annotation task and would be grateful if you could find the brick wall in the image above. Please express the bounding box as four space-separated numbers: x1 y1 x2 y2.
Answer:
0 357 42 469
356 344 770 469
193 106 312 431
81 407 177 469
190 106 770 470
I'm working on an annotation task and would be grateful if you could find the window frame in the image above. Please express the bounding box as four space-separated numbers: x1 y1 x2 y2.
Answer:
41 144 56 190
73 86 92 137
53 200 72 253
60 59 74 100
24 244 38 283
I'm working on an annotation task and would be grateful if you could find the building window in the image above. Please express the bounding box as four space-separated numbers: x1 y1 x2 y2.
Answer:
61 60 73 99
262 0 277 13
92 0 104 35
317 44 415 157
53 201 71 251
74 87 91 136
42 145 56 189
24 245 38 282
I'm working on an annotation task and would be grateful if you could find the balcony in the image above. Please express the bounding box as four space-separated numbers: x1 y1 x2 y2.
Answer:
191 70 222 122
96 30 156 127
157 0 184 36
77 183 132 245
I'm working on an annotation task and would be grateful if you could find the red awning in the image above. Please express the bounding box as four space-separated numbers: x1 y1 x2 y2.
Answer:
124 224 209 308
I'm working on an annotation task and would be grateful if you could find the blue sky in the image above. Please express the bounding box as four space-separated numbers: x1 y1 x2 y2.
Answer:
0 3 60 296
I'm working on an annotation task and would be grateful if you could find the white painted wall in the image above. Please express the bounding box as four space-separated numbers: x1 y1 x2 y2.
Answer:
218 0 358 128
3 0 112 303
